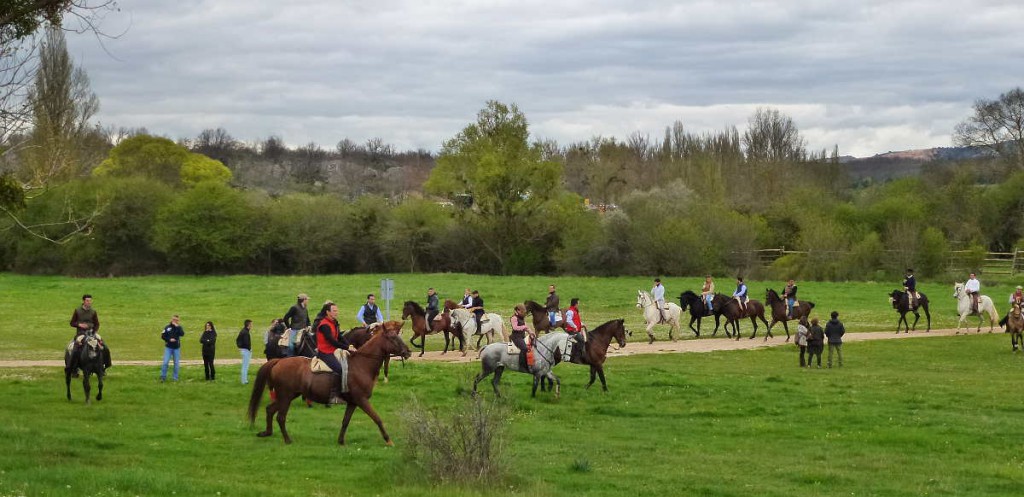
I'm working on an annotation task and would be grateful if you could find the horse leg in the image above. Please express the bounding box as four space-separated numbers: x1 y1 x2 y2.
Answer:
410 334 424 357
355 399 394 446
258 398 278 437
646 321 656 344
472 367 493 397
911 311 920 332
83 373 91 405
442 331 450 355
276 396 296 444
596 366 608 391
96 373 103 402
338 402 358 445
490 367 505 398
65 368 72 401
475 334 483 351
549 372 561 398
689 315 699 335
383 357 390 384
532 375 540 397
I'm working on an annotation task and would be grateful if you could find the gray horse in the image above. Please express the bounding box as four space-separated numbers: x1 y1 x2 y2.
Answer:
473 331 569 398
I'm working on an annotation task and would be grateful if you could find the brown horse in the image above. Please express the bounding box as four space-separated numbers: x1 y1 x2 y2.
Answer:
764 288 816 342
568 319 630 391
719 298 770 340
524 300 566 334
402 299 461 356
246 320 411 445
1007 303 1024 351
343 324 401 383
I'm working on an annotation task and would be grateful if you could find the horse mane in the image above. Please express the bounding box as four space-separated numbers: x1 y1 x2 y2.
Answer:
766 288 779 298
405 300 425 314
524 300 542 311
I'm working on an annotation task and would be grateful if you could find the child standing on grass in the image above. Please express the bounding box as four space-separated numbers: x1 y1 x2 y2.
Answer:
795 317 809 368
807 317 825 368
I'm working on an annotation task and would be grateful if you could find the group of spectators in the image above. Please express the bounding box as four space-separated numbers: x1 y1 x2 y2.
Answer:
793 312 846 368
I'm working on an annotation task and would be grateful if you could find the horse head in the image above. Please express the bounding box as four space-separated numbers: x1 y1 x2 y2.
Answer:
888 290 900 308
443 299 458 310
636 290 647 308
612 319 628 348
1012 303 1022 319
765 288 779 303
380 320 412 359
953 282 964 298
524 300 542 313
678 291 698 310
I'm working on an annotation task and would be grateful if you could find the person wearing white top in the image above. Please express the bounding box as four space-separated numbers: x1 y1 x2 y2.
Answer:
652 278 666 322
965 273 981 313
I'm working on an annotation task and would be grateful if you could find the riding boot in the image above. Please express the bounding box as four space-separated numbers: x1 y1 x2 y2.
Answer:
329 375 344 405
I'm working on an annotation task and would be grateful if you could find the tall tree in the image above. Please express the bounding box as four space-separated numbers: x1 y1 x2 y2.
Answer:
425 101 574 273
742 107 806 164
954 87 1024 170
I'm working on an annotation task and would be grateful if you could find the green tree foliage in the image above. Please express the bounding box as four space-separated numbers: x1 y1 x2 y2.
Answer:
151 182 264 272
264 193 352 274
425 101 574 274
93 134 231 186
384 198 454 273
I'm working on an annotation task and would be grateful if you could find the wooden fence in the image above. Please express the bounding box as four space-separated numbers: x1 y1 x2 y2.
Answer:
752 247 1024 277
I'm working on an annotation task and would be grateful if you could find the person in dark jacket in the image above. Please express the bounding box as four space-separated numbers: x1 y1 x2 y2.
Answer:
200 321 217 380
468 290 485 335
69 294 110 375
160 315 185 382
807 317 825 368
316 303 353 404
545 285 560 327
283 293 310 356
824 311 845 368
236 319 252 385
426 288 440 323
903 269 918 307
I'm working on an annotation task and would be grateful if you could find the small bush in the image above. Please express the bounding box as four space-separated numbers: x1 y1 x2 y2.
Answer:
400 395 509 485
571 458 592 473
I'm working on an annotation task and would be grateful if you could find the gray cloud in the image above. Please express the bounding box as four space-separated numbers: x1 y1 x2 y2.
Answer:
66 0 1024 157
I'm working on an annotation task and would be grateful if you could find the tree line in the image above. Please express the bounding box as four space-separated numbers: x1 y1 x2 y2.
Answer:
2 14 1023 279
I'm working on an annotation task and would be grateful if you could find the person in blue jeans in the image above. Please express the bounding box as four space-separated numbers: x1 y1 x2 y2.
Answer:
160 315 185 381
236 319 252 385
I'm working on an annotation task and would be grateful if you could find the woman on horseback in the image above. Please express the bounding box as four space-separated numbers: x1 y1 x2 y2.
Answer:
509 304 535 369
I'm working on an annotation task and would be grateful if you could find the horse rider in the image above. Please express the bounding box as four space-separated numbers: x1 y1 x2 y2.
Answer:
468 290 485 335
733 277 749 313
509 304 536 369
460 288 473 309
999 286 1024 328
69 294 110 375
282 293 310 356
545 284 560 327
315 303 352 405
701 276 715 315
903 268 918 308
565 297 587 361
652 278 666 323
782 279 798 318
356 294 384 328
965 272 981 314
425 288 440 323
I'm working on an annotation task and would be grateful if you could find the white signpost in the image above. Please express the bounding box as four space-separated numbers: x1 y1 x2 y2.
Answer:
380 278 394 320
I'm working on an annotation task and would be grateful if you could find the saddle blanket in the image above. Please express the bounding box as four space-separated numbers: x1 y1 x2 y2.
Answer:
310 350 349 393
506 336 532 354
67 334 103 352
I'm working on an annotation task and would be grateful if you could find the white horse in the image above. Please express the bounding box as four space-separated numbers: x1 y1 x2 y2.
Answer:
953 282 999 333
450 308 505 351
636 290 683 344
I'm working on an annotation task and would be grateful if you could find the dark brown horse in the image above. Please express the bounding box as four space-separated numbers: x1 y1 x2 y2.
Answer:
719 298 770 340
889 289 931 333
677 291 732 337
1008 303 1024 351
246 320 411 445
64 331 106 403
764 288 816 342
568 319 630 391
524 300 566 334
402 299 461 356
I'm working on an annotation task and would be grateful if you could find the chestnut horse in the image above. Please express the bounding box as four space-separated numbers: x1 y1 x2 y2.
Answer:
344 324 400 383
1008 303 1024 351
719 297 770 340
402 299 461 356
246 320 411 445
889 289 931 333
764 288 816 342
524 300 565 334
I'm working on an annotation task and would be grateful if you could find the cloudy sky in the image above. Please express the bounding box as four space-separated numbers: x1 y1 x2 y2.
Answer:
65 0 1023 157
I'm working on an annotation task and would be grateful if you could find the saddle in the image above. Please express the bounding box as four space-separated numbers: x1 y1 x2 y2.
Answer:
309 349 350 393
506 335 532 354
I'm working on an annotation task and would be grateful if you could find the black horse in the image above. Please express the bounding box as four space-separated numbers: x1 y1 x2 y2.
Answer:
677 291 728 337
889 289 931 333
64 330 107 403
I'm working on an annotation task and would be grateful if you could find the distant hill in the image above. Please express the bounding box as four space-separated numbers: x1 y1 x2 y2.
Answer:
839 145 993 181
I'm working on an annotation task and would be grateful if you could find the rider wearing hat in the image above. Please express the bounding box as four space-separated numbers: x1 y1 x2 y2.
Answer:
903 269 918 307
999 285 1024 328
283 293 310 356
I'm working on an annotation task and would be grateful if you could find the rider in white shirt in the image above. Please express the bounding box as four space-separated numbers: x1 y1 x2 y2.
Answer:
965 273 981 313
652 278 666 322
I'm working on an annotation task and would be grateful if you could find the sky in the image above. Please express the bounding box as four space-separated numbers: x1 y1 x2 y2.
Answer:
63 0 1024 158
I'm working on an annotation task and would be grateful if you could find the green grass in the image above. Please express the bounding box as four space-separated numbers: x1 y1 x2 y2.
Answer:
0 273 1014 361
2 334 1023 496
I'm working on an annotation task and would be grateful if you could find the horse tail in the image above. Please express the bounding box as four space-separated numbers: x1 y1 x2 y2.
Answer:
247 359 278 426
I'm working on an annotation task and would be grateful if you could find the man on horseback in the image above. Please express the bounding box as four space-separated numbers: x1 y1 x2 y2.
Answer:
425 288 440 323
545 284 560 327
282 293 310 357
652 278 666 323
316 303 352 405
733 277 748 313
701 276 715 315
965 272 981 314
999 286 1024 328
782 279 798 318
565 298 587 362
69 294 110 375
903 269 918 308
509 304 536 370
356 294 384 328
468 290 485 335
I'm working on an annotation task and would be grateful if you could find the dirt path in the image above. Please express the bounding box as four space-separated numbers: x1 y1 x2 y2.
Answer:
0 328 985 368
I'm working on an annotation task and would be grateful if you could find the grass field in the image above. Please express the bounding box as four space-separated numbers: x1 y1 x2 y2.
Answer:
1 273 1017 361
1 333 1022 496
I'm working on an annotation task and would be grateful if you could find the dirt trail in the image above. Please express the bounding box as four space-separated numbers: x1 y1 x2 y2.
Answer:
0 328 986 368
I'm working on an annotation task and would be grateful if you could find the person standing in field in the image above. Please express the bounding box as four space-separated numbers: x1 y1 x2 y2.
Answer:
236 319 252 385
200 321 217 381
795 317 809 368
160 315 184 382
282 293 310 357
824 311 845 368
806 317 825 368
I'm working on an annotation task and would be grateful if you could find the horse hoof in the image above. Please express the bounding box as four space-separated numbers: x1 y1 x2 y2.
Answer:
283 439 292 445
257 431 272 438
385 440 394 447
